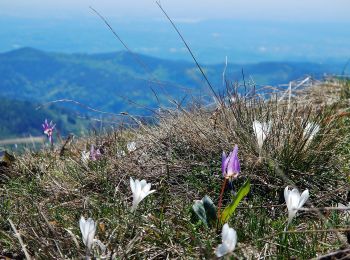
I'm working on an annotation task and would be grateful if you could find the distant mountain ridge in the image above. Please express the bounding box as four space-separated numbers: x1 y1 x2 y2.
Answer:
0 47 344 139
0 47 342 111
0 47 199 114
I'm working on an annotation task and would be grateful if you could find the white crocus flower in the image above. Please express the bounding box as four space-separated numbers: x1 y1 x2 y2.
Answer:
215 223 237 257
127 141 137 152
81 150 90 165
79 216 96 252
253 120 271 150
130 177 155 212
284 186 309 224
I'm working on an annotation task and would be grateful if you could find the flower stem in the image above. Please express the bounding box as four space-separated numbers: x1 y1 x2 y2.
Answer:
217 178 227 221
85 247 90 260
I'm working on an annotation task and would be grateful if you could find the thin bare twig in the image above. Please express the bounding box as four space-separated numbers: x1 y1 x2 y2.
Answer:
8 218 32 260
283 228 350 234
298 206 350 211
37 99 123 117
316 248 350 260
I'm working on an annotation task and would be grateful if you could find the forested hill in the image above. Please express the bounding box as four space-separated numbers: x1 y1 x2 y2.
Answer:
0 96 87 139
0 47 344 139
0 47 343 113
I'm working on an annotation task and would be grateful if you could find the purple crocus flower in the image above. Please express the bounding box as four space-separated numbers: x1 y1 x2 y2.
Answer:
89 145 101 161
222 145 240 179
42 119 55 144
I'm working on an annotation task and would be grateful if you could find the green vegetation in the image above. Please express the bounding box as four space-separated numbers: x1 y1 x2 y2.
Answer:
0 79 349 258
0 47 343 115
0 96 88 140
0 47 345 140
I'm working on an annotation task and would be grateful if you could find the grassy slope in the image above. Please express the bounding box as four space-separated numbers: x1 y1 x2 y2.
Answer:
0 79 349 259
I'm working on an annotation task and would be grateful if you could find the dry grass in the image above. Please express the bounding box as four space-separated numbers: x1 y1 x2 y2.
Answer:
0 78 350 259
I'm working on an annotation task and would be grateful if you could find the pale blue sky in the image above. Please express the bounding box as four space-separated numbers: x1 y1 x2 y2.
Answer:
1 0 349 22
0 1 349 63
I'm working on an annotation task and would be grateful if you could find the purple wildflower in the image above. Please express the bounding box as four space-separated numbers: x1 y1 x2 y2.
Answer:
42 119 55 144
221 145 240 179
89 145 101 161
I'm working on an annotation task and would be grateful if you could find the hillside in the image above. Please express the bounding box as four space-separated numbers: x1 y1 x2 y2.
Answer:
0 47 200 115
0 48 343 113
0 79 349 258
0 96 88 140
0 47 344 139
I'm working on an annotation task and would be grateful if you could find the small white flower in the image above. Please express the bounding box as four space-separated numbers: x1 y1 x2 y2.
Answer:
215 223 237 257
127 142 137 152
284 186 309 224
79 216 96 251
81 151 90 165
130 177 155 212
253 120 271 150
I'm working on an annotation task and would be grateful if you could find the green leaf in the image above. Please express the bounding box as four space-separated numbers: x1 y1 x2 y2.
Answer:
220 179 250 224
192 200 208 226
202 195 217 227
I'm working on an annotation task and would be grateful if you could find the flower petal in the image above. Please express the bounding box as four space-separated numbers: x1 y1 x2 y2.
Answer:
147 189 156 195
140 179 147 189
143 183 151 194
290 189 301 209
130 177 135 194
231 145 240 175
298 189 309 209
226 228 237 251
86 218 96 250
216 223 237 257
79 216 87 244
215 243 230 257
253 121 264 149
284 186 290 203
222 151 227 176
222 223 230 242
135 179 142 195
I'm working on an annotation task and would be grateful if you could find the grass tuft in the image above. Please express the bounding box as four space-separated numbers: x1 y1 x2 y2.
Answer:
0 78 350 258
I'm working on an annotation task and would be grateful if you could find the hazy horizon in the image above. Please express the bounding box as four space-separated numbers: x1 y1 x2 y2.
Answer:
1 1 350 63
1 0 350 22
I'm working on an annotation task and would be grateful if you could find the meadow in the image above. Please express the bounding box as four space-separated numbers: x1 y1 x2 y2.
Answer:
0 77 349 259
